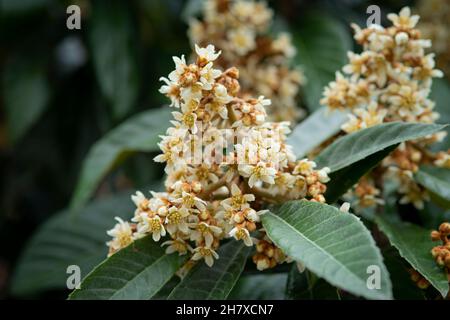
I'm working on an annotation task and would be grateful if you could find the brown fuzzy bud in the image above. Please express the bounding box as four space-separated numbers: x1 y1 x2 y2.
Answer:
409 269 421 282
314 194 326 203
266 247 275 258
431 246 441 258
256 242 266 253
306 173 318 185
417 278 430 289
246 221 257 232
439 222 450 236
431 230 442 242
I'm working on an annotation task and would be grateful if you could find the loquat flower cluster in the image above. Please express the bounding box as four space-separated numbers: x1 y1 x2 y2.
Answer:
321 7 449 210
106 45 330 271
188 0 305 123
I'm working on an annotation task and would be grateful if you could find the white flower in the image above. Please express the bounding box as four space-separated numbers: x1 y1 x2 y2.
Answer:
190 222 222 247
172 110 198 134
106 217 134 252
172 191 207 211
395 32 409 45
227 27 256 56
293 159 317 176
272 33 296 58
213 84 233 105
133 213 166 242
238 162 277 187
199 62 222 90
192 246 219 267
221 183 255 210
339 202 351 213
229 227 253 246
317 167 331 183
165 206 190 234
162 239 192 255
195 44 221 62
168 55 187 83
159 77 180 108
387 7 419 29
131 191 147 209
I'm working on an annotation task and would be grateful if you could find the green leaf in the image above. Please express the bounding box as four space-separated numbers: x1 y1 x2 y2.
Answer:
89 0 139 120
315 122 448 172
261 200 392 300
69 236 187 300
3 60 50 144
324 144 398 203
293 12 352 112
167 240 250 300
229 273 288 300
70 107 170 210
11 192 134 297
415 166 450 208
287 107 348 158
375 216 449 297
286 267 340 300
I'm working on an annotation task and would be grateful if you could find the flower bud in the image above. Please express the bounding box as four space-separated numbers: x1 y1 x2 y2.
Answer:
439 222 450 236
431 230 441 241
416 278 430 289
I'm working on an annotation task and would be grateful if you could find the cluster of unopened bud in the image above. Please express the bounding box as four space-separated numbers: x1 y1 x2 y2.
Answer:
252 236 287 271
408 268 431 289
431 222 450 272
350 176 384 208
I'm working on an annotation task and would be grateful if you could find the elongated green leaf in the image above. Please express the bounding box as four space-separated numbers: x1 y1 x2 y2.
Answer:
89 0 139 119
325 145 398 203
261 200 392 300
3 60 50 144
415 166 450 208
316 122 448 172
229 273 288 300
375 216 449 297
11 193 133 297
167 240 250 300
287 107 348 158
293 12 352 112
69 235 187 300
70 108 170 210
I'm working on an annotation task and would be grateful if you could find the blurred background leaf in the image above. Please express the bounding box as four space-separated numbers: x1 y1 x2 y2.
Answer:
88 0 139 121
11 192 133 298
293 12 353 112
3 58 50 144
70 107 170 211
